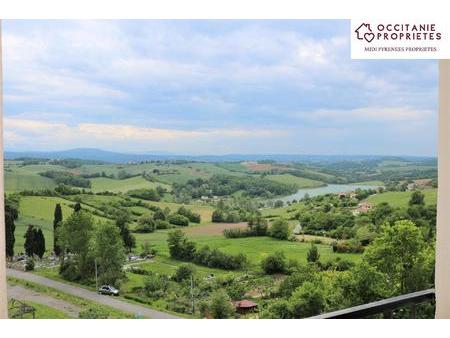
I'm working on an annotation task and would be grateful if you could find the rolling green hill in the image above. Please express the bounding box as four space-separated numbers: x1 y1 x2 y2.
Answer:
366 189 437 208
5 171 57 193
89 176 171 193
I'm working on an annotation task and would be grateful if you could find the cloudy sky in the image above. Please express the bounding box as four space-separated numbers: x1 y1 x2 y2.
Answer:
3 20 438 156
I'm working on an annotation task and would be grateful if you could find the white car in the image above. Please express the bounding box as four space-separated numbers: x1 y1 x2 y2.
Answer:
98 285 120 296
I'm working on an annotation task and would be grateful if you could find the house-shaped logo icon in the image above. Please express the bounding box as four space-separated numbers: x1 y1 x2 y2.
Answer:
355 23 375 43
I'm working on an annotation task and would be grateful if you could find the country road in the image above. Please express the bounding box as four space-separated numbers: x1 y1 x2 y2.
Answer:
7 268 180 319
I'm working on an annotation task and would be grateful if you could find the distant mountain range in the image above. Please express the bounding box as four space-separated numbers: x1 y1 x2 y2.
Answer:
4 148 436 164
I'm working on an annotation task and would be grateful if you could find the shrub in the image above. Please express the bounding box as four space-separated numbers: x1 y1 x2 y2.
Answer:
261 251 287 274
140 240 157 257
212 210 225 223
25 258 35 271
290 281 325 318
128 188 161 201
332 240 364 253
194 245 247 270
168 214 190 227
155 219 171 229
173 264 196 282
167 230 197 261
177 206 201 223
269 218 289 240
223 228 250 238
135 215 156 233
208 290 235 319
144 272 169 298
59 259 81 281
226 281 247 300
307 244 320 263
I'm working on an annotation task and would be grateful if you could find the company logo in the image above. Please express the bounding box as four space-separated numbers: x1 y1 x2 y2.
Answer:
354 22 442 43
351 20 450 59
355 23 375 43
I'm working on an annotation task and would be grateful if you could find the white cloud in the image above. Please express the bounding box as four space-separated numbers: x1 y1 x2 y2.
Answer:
4 117 287 151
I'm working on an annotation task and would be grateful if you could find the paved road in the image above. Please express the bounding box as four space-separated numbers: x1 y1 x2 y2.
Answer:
8 284 81 318
7 268 180 319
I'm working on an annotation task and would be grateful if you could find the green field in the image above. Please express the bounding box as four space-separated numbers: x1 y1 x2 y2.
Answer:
5 171 56 193
90 176 171 193
266 174 323 188
14 196 109 253
135 230 361 268
366 189 437 208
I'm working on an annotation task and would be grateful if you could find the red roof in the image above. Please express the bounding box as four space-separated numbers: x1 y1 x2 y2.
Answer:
234 300 258 309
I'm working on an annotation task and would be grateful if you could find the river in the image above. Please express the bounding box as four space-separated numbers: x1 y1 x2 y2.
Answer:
276 183 382 204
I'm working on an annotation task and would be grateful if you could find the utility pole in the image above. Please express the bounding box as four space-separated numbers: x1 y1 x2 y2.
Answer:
0 19 8 319
95 259 98 291
190 274 195 315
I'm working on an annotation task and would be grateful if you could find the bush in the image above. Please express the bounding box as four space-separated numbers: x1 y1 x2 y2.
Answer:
226 281 247 300
135 214 156 233
307 244 320 263
208 290 235 319
269 218 289 240
167 230 197 261
223 228 251 238
332 240 364 253
155 219 171 229
194 246 247 270
140 240 156 257
25 258 35 271
128 188 161 201
168 214 190 227
261 251 287 274
212 210 225 223
177 206 201 223
144 272 169 298
59 259 81 281
173 264 196 282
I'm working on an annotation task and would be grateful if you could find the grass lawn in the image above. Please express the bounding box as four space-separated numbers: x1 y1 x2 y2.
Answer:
135 229 361 270
266 174 324 188
366 188 437 208
8 301 70 319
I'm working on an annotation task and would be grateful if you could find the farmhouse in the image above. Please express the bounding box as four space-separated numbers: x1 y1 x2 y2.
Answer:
352 202 373 216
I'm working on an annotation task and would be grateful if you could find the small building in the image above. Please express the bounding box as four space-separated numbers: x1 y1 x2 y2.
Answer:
233 300 258 314
352 202 373 215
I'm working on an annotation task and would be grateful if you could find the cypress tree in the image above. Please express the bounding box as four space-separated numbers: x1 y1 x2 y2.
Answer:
5 204 16 259
24 225 35 257
35 228 46 259
74 202 82 212
53 203 63 256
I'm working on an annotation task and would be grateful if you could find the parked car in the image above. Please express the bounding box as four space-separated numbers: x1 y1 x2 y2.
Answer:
98 285 119 296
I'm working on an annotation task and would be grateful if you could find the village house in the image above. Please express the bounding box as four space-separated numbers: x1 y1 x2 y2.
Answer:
352 202 373 216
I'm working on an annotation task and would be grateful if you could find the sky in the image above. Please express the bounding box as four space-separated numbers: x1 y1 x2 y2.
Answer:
2 20 438 156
